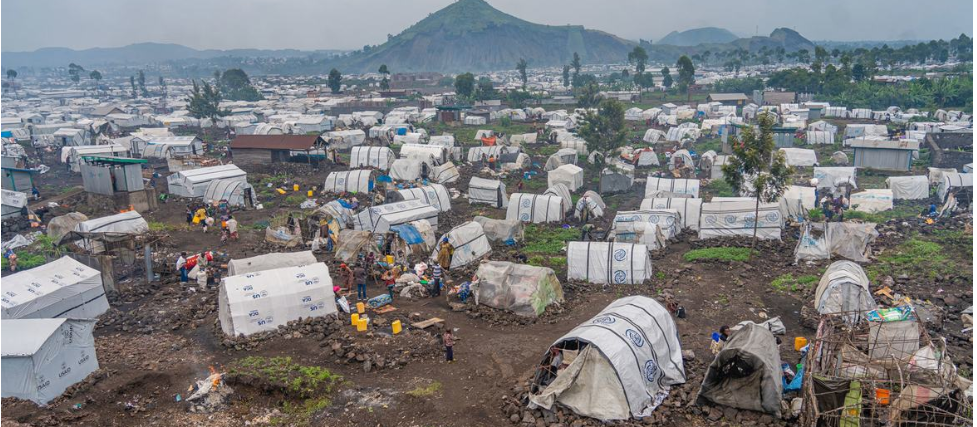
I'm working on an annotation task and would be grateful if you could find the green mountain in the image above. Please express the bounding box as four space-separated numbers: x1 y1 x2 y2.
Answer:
658 27 739 46
337 0 635 73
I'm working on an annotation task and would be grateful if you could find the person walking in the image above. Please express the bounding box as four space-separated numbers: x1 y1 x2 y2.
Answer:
226 216 239 240
431 262 443 297
354 263 368 301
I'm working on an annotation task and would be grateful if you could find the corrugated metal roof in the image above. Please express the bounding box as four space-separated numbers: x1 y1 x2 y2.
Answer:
849 139 920 150
230 134 323 150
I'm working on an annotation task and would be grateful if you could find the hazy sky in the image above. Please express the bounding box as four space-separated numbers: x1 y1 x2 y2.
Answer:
2 0 972 52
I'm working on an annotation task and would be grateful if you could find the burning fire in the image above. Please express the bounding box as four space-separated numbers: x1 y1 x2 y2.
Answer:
209 366 222 388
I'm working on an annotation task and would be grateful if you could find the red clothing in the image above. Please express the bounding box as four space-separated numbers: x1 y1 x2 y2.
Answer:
443 332 454 347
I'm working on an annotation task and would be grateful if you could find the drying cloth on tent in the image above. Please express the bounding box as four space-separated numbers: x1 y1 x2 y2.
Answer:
390 224 425 245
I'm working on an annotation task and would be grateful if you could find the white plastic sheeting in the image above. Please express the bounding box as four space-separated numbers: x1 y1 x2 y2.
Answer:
573 191 605 220
203 179 257 207
350 146 395 171
530 296 685 420
937 172 972 201
1 256 108 319
644 177 700 198
850 189 894 213
167 164 247 198
468 176 508 208
466 145 514 163
566 242 654 285
324 170 373 193
506 193 565 223
1 189 27 219
813 167 857 190
815 261 876 321
431 221 491 269
547 164 584 192
542 183 573 213
400 143 448 165
806 130 835 145
431 162 460 184
698 201 782 240
227 251 318 276
1 318 99 404
388 159 426 181
613 209 681 239
642 129 665 143
474 261 563 317
884 176 929 200
639 198 703 230
545 148 580 171
778 186 816 222
218 263 336 337
353 200 439 233
778 148 818 167
324 130 366 149
395 184 452 212
611 221 667 251
794 222 879 263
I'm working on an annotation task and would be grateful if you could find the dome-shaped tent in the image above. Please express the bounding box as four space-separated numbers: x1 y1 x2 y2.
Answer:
529 296 685 420
815 261 876 322
204 179 257 208
696 323 783 416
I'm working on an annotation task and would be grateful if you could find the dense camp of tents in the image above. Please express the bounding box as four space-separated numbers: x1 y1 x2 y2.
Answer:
1 78 972 424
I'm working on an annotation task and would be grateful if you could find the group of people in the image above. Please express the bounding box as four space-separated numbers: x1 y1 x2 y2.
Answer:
186 202 239 245
818 194 849 222
175 250 219 289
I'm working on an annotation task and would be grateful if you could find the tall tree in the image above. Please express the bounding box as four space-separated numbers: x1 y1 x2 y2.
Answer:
6 69 16 79
129 75 137 98
574 81 601 109
454 72 475 99
627 46 648 76
570 52 582 85
137 70 148 97
378 64 390 91
475 77 495 101
68 63 84 84
186 80 226 126
516 58 528 88
577 98 627 156
220 68 263 101
675 55 695 102
562 65 571 88
721 113 792 256
89 70 102 95
661 66 673 89
327 68 343 94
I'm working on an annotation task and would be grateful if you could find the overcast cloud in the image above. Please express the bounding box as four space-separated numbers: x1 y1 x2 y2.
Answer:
2 0 972 52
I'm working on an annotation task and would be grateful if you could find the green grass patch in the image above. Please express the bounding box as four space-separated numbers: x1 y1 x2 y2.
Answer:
148 221 179 232
1 252 47 270
843 204 920 223
867 237 958 282
405 381 442 398
683 247 754 262
1 234 62 270
696 137 722 154
523 225 578 254
770 273 819 293
283 193 308 206
704 179 735 198
227 356 341 398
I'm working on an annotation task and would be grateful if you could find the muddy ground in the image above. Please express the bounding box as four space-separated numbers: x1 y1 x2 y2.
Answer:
2 127 973 427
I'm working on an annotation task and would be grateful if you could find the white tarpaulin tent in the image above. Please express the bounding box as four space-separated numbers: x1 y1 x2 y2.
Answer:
63 210 149 252
401 143 448 165
815 261 876 320
543 184 573 213
850 189 894 213
566 242 654 285
325 130 366 149
611 221 667 251
794 222 879 263
547 164 584 192
473 216 523 243
227 251 318 276
1 189 27 219
394 184 452 212
530 296 685 420
778 148 818 167
573 191 605 220
475 261 563 317
219 263 336 337
350 146 395 171
2 318 99 404
806 130 835 145
778 185 816 222
431 221 491 269
167 164 247 198
613 209 681 239
1 256 108 319
388 159 426 181
468 176 508 208
645 177 700 198
698 201 783 240
203 179 257 207
506 194 565 223
643 128 666 143
324 170 373 194
545 148 579 171
639 198 702 231
353 200 439 233
431 162 460 184
884 176 929 200
62 144 128 172
466 145 513 163
696 323 783 416
813 167 857 190
937 172 972 201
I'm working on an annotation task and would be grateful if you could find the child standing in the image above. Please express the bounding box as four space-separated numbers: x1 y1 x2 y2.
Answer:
442 327 454 363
